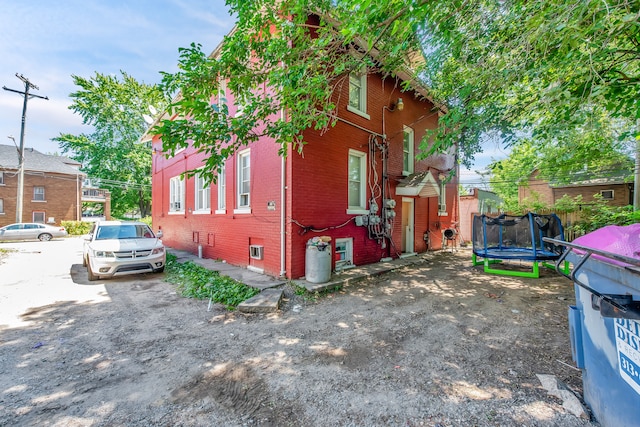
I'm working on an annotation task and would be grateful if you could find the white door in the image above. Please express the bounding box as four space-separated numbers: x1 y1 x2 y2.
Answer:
401 198 414 254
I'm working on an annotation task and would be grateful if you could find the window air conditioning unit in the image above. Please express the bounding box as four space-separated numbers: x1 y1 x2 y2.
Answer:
249 245 264 260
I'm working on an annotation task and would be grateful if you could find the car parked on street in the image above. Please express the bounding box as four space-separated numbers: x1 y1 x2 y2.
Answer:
83 220 165 281
0 223 68 241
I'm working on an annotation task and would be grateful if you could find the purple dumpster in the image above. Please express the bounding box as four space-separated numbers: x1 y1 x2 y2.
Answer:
546 224 640 427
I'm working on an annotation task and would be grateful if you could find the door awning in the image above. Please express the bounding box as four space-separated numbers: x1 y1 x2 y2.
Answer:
395 171 440 198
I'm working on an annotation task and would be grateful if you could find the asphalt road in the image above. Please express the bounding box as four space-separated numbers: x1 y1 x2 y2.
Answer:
0 237 111 329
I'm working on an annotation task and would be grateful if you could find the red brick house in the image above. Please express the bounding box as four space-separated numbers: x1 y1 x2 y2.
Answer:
149 25 458 279
0 144 85 226
519 169 633 208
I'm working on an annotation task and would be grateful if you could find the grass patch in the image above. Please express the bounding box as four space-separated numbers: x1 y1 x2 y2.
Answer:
164 252 260 310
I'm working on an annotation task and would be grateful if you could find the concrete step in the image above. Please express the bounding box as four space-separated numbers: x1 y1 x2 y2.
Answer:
237 288 284 313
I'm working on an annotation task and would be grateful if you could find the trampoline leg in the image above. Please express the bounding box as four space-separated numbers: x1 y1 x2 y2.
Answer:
482 259 541 278
472 253 502 267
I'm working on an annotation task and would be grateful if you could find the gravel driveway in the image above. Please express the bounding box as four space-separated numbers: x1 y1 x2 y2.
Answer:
0 237 596 426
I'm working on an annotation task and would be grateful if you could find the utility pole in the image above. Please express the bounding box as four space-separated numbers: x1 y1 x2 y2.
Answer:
3 74 49 223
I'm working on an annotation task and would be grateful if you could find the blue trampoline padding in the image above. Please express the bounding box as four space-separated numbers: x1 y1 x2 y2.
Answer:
473 247 561 261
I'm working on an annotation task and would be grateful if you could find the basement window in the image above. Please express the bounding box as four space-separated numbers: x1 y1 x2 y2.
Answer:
335 238 354 270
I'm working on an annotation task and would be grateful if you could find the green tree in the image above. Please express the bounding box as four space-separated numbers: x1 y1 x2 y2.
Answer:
153 0 639 179
55 72 167 217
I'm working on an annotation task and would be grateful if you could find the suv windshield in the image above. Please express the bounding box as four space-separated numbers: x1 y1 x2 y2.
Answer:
95 224 155 240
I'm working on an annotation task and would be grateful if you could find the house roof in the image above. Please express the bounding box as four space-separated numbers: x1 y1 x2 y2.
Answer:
395 171 440 198
0 144 85 176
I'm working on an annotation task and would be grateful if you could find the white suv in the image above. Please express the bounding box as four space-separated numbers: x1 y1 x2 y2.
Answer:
83 221 165 281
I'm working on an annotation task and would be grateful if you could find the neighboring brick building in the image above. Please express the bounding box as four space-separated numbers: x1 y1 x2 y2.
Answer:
519 169 633 208
0 144 85 226
150 20 459 279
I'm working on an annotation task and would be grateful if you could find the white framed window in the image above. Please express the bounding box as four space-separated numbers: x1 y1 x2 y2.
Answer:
347 149 367 214
235 149 251 213
0 171 4 185
169 175 185 213
0 198 4 214
33 211 45 223
600 189 614 200
335 238 354 270
347 72 369 119
194 173 210 213
33 186 45 201
438 178 447 216
216 164 226 214
403 126 414 175
217 77 228 111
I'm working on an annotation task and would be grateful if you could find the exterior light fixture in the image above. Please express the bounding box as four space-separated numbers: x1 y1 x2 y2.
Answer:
395 98 404 111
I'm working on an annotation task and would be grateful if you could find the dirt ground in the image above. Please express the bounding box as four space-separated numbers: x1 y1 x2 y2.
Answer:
0 238 597 426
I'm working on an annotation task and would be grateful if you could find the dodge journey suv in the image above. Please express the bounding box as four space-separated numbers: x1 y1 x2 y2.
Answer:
83 221 165 281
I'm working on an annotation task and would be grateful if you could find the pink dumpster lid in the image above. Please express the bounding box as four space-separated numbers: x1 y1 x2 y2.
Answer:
572 223 640 266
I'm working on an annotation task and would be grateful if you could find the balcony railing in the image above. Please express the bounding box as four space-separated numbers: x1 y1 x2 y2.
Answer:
82 188 108 201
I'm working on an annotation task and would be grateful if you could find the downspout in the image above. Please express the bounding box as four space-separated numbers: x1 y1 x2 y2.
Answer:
280 108 287 277
76 171 80 220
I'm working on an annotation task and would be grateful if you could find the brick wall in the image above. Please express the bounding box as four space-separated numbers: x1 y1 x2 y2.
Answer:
151 66 458 279
553 183 631 207
0 171 81 227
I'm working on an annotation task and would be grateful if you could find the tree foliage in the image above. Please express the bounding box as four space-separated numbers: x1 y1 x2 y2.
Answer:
54 72 167 217
153 0 640 179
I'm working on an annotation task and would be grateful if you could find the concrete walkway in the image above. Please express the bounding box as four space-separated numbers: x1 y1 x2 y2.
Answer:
167 247 430 313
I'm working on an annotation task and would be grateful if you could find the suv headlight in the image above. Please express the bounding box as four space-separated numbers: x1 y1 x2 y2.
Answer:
94 250 115 258
152 247 165 255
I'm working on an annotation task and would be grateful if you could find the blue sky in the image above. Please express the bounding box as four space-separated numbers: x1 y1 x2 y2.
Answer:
0 0 234 153
0 0 502 186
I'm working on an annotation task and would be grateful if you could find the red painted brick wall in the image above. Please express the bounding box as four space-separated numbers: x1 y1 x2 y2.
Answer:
152 70 459 279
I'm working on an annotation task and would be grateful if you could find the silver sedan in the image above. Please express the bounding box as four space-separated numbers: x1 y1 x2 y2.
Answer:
0 223 68 241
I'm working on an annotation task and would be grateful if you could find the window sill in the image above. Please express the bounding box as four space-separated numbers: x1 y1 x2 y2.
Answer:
32 200 46 203
168 211 185 215
234 208 251 214
347 208 368 215
438 211 448 217
193 209 211 215
402 170 414 176
215 209 226 215
346 105 370 120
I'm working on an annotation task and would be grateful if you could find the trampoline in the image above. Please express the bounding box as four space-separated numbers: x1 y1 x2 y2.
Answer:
472 212 567 278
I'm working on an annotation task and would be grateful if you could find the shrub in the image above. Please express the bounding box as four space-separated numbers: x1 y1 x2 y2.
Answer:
164 253 260 310
61 221 93 235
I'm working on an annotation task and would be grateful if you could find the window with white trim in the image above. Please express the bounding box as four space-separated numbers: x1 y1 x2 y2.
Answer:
216 164 226 213
217 78 228 111
236 149 250 212
0 172 4 185
33 211 45 223
335 238 354 270
0 198 4 214
169 176 185 213
347 72 369 118
600 189 614 200
194 173 210 213
403 126 414 175
438 178 447 216
33 186 45 201
348 149 367 213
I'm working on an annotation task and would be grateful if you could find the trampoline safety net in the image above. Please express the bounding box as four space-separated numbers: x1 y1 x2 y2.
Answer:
472 213 565 261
